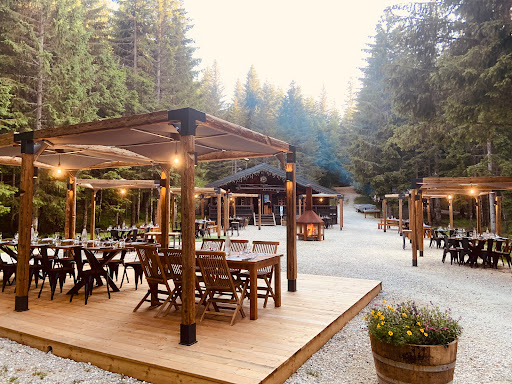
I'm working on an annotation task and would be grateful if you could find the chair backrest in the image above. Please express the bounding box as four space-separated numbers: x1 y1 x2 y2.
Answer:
196 250 236 292
461 237 470 249
230 239 249 252
486 239 494 250
252 241 279 254
160 248 183 285
201 238 225 251
135 245 168 285
38 246 53 272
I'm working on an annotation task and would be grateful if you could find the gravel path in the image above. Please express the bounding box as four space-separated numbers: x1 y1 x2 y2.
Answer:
1 187 511 383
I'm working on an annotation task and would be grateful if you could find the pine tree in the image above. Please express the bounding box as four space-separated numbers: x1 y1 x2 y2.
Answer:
198 60 225 115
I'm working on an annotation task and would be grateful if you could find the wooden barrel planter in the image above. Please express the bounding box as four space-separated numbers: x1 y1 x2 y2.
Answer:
370 335 458 384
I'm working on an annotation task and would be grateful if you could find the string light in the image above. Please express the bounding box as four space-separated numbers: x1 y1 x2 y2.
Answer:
120 188 126 195
56 155 63 175
172 142 180 165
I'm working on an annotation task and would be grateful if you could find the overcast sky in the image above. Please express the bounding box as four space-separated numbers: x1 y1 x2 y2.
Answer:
182 0 409 111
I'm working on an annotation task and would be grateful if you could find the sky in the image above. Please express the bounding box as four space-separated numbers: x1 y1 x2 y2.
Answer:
181 0 408 111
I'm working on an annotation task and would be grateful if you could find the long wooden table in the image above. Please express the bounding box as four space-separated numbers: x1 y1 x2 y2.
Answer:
226 252 282 320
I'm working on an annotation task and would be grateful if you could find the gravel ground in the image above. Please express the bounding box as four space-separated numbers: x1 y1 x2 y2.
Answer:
1 187 511 383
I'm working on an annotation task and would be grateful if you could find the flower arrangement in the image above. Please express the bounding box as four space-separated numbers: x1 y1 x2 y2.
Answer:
365 300 462 346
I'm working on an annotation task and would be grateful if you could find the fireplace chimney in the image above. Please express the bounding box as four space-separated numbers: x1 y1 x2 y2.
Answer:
306 185 313 211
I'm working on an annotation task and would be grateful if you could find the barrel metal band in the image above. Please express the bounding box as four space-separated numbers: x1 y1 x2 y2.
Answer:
373 351 456 372
375 370 453 384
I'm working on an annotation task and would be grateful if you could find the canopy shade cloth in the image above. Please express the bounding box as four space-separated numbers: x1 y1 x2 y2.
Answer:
0 109 292 169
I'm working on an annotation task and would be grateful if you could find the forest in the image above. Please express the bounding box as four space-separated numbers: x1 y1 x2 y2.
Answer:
0 0 511 235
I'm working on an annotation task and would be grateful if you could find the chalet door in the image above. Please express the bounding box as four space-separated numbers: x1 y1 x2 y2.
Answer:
264 205 272 214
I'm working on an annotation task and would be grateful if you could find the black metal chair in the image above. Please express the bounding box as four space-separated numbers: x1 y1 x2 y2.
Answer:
38 246 74 300
458 237 472 265
442 236 459 265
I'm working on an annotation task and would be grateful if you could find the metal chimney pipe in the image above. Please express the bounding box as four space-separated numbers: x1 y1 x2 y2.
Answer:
306 185 313 211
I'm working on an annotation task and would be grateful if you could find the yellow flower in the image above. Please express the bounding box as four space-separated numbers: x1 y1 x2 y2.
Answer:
383 299 386 303
381 321 385 325
407 331 412 336
364 316 368 320
388 331 393 336
377 324 381 328
417 322 421 326
387 305 392 310
420 329 424 333
379 315 385 321
405 325 410 328
416 315 420 318
377 311 382 316
371 310 375 315
402 313 407 318
424 333 428 337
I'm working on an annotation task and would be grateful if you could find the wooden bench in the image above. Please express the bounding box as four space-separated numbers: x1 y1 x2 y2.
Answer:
378 219 401 230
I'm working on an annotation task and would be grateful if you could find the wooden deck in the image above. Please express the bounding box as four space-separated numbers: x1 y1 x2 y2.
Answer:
0 272 381 384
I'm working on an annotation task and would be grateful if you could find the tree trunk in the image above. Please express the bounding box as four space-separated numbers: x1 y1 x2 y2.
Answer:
83 196 88 230
131 195 136 227
487 141 492 173
434 198 441 225
155 0 163 103
36 8 45 131
144 191 149 224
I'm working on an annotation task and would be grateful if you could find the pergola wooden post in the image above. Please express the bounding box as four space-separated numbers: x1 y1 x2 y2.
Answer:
223 193 228 235
258 196 262 230
417 194 424 257
339 196 343 230
90 190 97 240
496 193 502 236
382 199 387 232
286 149 297 292
410 190 418 266
170 108 205 346
298 195 302 216
448 196 454 229
216 193 222 237
232 196 236 218
200 196 204 219
398 196 403 235
15 136 34 311
476 197 482 234
64 171 77 239
159 166 171 249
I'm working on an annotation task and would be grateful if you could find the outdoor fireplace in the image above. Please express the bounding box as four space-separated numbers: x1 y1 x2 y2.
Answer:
297 186 324 241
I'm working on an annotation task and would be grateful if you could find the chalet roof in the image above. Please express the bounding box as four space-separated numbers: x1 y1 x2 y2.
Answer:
0 109 291 170
205 163 338 195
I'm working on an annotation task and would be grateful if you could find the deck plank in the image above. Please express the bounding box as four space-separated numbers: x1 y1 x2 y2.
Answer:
0 272 381 384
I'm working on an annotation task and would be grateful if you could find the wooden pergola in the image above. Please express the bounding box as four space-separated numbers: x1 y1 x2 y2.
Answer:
404 177 512 267
0 108 297 346
75 179 226 238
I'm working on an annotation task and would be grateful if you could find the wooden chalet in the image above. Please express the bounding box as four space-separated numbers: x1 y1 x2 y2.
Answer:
205 163 340 225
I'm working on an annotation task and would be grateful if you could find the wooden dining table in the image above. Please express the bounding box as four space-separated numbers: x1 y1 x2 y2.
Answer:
226 252 282 320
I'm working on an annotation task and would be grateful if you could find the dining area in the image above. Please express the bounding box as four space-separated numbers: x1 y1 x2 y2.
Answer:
0 232 283 325
431 228 512 269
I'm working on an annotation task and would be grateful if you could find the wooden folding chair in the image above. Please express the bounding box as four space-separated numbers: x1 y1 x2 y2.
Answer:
201 238 225 251
239 241 279 308
230 239 249 253
196 250 245 325
133 245 174 317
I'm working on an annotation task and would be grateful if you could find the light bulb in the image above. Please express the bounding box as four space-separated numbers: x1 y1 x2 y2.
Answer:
120 189 126 195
